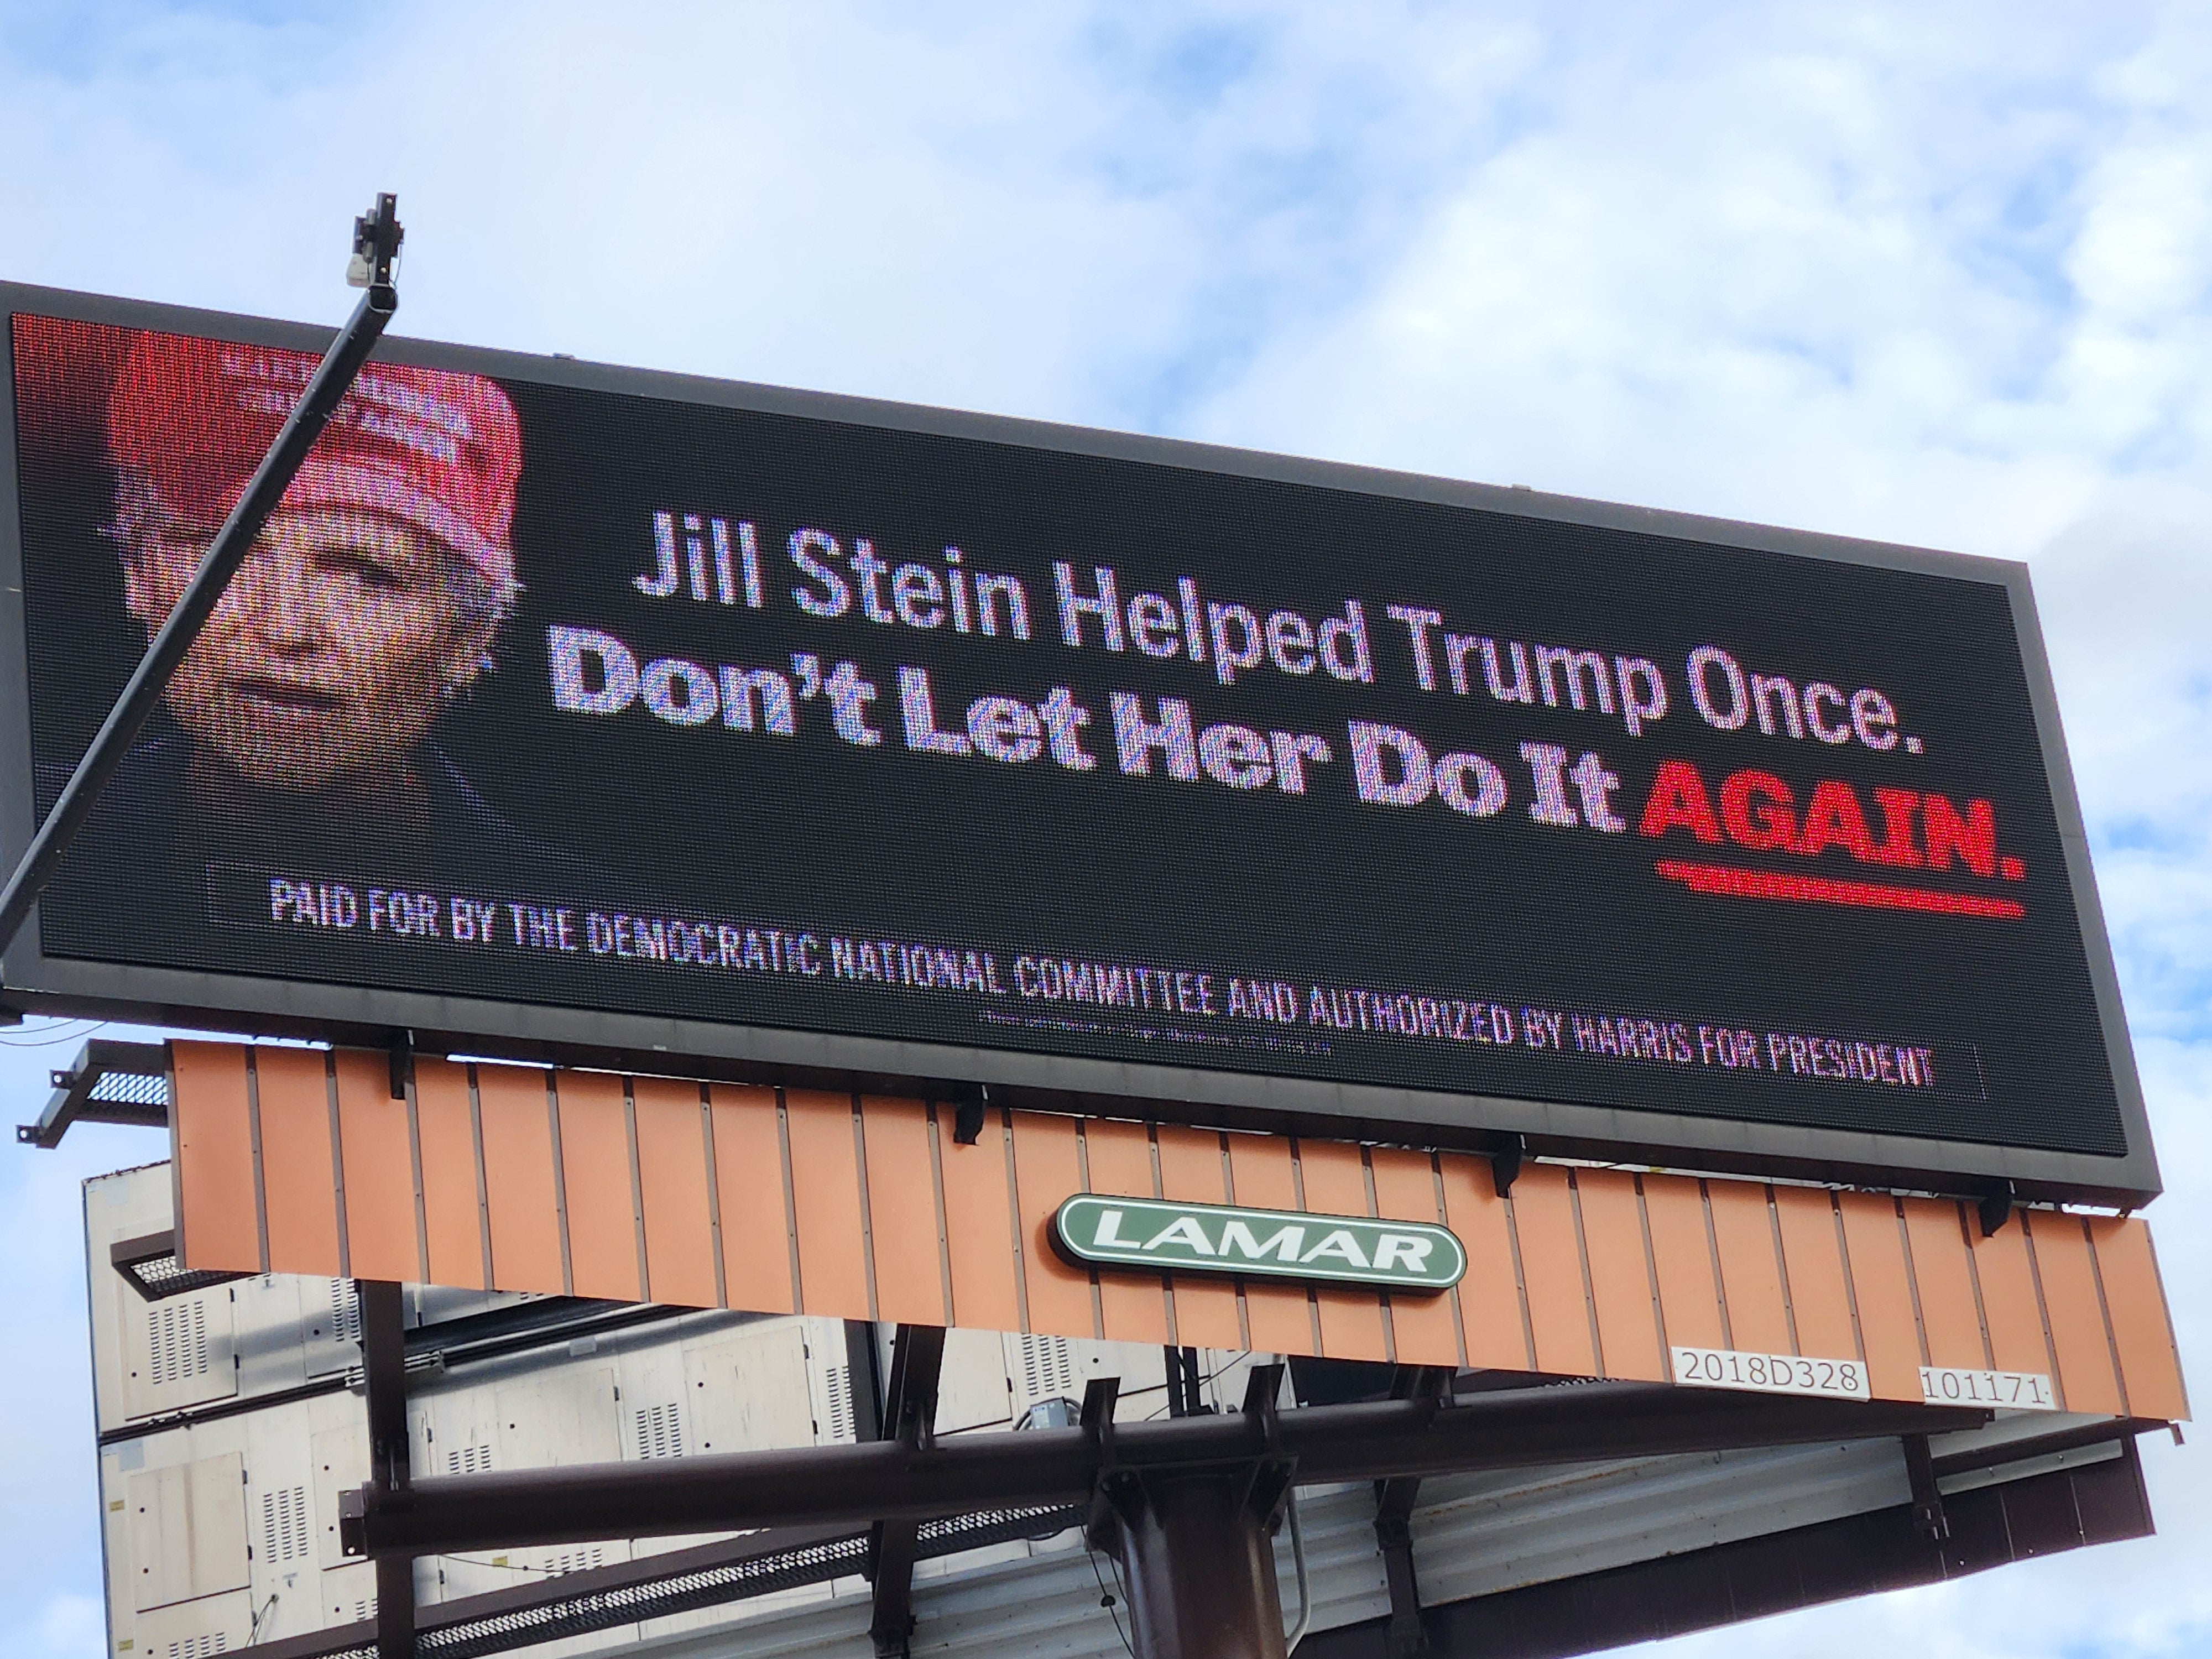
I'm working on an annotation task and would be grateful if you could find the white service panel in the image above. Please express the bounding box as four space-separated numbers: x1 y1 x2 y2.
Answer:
128 1588 253 1659
496 1364 622 1468
680 1321 814 1454
118 1287 238 1421
802 1319 863 1444
300 1277 364 1380
933 1327 1015 1436
316 1561 378 1627
126 1453 249 1612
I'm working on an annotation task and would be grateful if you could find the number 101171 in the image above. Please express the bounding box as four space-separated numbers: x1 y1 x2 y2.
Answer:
1919 1365 2057 1410
1670 1345 1870 1401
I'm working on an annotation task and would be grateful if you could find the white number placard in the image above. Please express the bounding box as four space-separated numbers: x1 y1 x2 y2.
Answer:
1919 1365 2057 1411
1670 1345 1870 1401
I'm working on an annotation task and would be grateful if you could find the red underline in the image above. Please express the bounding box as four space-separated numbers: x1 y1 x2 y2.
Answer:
1654 860 2026 920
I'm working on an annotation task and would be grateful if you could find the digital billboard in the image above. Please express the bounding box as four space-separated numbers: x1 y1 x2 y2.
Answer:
0 284 2157 1203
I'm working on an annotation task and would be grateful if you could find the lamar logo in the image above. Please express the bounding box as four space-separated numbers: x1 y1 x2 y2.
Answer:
1052 1195 1466 1293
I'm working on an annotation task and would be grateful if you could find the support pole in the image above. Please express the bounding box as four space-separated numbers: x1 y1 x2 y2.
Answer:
358 1281 415 1659
1105 1470 1289 1659
869 1326 945 1658
0 194 402 966
1375 1366 1449 1656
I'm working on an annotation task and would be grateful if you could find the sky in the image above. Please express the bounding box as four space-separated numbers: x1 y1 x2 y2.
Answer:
0 2 2208 1655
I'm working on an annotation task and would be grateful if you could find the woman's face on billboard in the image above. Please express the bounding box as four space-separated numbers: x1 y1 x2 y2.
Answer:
123 506 493 793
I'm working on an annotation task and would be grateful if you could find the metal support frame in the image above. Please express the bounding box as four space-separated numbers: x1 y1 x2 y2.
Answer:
948 1084 988 1146
359 1281 414 1659
1979 1183 2016 1238
342 1381 1981 1561
1374 1367 1451 1656
18 1039 169 1147
1084 1366 1298 1659
869 1324 946 1658
247 1504 1092 1659
109 1229 252 1302
1903 1432 1950 1541
0 194 402 969
1489 1137 1525 1198
1103 1465 1291 1659
236 1414 2166 1659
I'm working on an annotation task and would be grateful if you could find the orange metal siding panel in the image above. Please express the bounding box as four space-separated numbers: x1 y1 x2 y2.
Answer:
1642 1173 1723 1353
1510 1164 1595 1377
1574 1169 1665 1383
708 1084 794 1315
1771 1186 1857 1364
2087 1218 2189 1422
1082 1119 1171 1346
1370 1149 1460 1369
1010 1112 1093 1342
332 1048 420 1285
171 1042 260 1274
1836 1191 1923 1402
255 1046 342 1279
1225 1131 1314 1358
1155 1125 1242 1351
2026 1211 2125 1416
1902 1198 1986 1370
554 1072 641 1303
413 1060 485 1291
1298 1140 1390 1363
858 1098 946 1327
782 1089 872 1321
1707 1181 1791 1356
475 1065 565 1295
937 1109 1022 1335
1438 1153 1528 1371
633 1078 718 1310
1968 1219 2052 1379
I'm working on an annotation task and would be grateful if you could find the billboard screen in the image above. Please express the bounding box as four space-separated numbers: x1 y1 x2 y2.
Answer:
0 286 2156 1202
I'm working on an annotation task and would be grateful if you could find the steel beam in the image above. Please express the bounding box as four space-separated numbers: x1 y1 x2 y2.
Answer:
1107 1469 1289 1659
358 1281 414 1659
869 1326 946 1658
343 1381 1982 1559
17 1040 169 1147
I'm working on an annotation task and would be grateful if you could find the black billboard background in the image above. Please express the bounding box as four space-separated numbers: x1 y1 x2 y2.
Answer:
7 312 2128 1159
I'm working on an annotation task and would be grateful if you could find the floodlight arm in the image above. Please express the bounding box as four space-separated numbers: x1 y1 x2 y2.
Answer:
0 194 402 972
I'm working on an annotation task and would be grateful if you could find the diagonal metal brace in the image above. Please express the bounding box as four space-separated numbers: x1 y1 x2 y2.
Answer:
0 193 402 971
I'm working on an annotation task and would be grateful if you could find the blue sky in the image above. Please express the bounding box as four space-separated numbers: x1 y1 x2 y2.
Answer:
1 3 2208 1655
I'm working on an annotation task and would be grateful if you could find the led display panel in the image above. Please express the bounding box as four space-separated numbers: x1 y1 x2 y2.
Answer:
0 288 2156 1202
